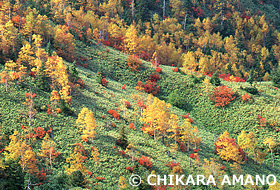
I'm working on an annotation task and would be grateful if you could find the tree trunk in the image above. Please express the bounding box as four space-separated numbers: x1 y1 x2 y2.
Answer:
132 0 135 19
18 16 21 30
271 149 274 167
220 8 223 26
263 31 266 47
163 0 165 18
50 150 52 169
184 12 188 30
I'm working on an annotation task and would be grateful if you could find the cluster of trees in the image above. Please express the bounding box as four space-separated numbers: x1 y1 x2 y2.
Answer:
1 0 280 81
141 94 201 151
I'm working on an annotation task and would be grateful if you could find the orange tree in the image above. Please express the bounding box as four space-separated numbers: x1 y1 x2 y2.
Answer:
209 85 236 107
215 131 246 163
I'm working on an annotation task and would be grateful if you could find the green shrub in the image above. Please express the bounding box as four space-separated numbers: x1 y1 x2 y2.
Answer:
167 89 185 109
210 71 221 86
192 75 205 84
243 86 258 95
270 69 280 88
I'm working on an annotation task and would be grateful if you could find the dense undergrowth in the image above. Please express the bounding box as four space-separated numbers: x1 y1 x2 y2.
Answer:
1 40 280 189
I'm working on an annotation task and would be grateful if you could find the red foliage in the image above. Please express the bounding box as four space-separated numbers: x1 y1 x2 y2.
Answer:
140 51 149 60
118 150 126 157
209 86 236 107
96 177 105 181
257 115 266 127
101 78 108 87
127 55 142 72
33 127 46 139
76 79 85 88
156 67 162 73
137 99 147 109
179 142 187 152
193 148 201 153
124 101 131 108
189 153 195 159
242 93 251 102
126 166 134 172
221 165 226 170
192 6 205 17
165 160 180 170
129 123 135 130
122 84 126 90
136 80 160 95
141 80 160 95
181 113 194 124
172 67 179 72
214 136 247 162
37 169 47 181
149 72 161 83
219 74 245 82
135 155 153 170
242 10 252 20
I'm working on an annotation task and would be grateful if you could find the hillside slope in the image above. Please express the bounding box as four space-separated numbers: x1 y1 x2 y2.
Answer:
1 40 279 189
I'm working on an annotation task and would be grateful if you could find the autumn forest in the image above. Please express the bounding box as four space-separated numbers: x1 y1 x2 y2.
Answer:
1 0 280 189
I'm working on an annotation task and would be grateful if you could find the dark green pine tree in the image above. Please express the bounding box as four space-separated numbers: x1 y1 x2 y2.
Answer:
0 158 25 189
36 63 51 92
270 68 280 88
246 69 254 87
210 71 221 86
69 170 87 188
117 125 128 149
68 61 79 83
46 41 53 56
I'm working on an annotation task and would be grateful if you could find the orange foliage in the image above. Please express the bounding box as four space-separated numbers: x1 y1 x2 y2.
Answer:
242 93 251 102
122 84 126 90
124 101 131 108
108 109 120 120
33 127 46 139
156 67 162 73
135 155 153 170
129 123 135 130
209 86 236 107
126 55 142 72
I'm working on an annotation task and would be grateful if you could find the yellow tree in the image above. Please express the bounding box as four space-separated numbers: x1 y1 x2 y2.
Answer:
45 54 71 104
22 9 37 43
154 97 171 145
182 51 197 73
38 134 60 170
263 138 276 167
54 25 76 61
237 130 257 162
215 131 243 163
3 20 18 54
125 142 135 161
268 182 280 190
3 130 38 174
202 158 226 189
65 151 88 175
179 119 194 151
76 107 97 143
119 176 128 189
167 113 180 145
202 77 212 94
17 43 35 72
140 94 158 140
124 23 138 54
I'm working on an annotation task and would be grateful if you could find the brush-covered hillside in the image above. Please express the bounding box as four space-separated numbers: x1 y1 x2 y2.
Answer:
1 0 280 189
